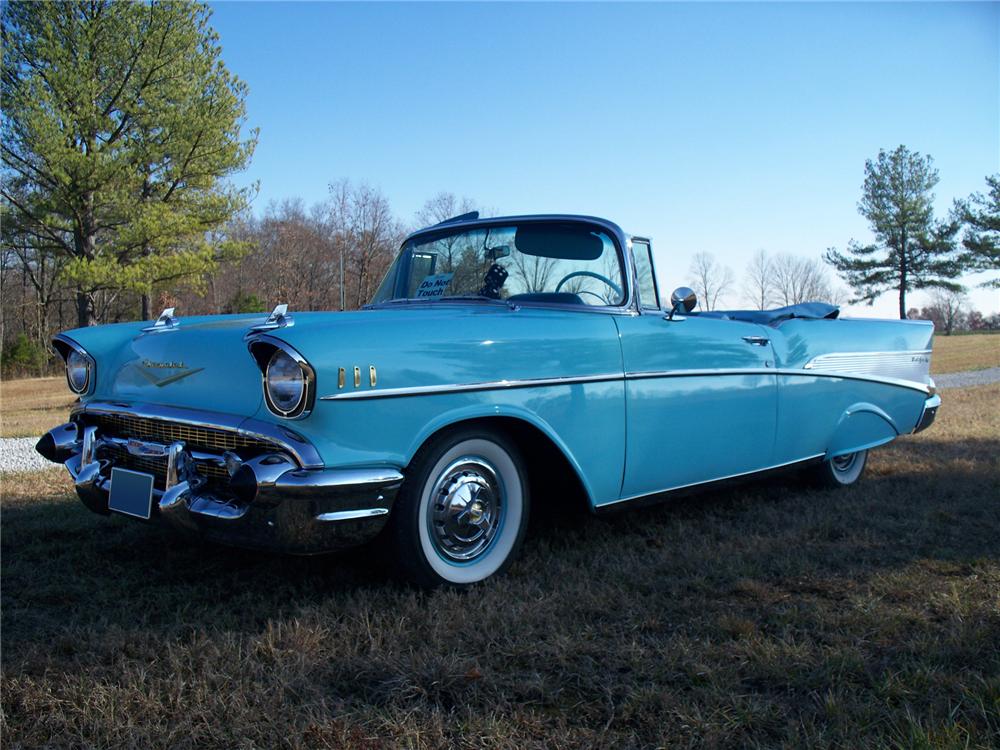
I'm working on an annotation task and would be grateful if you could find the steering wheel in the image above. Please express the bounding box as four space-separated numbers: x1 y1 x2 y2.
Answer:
554 271 623 305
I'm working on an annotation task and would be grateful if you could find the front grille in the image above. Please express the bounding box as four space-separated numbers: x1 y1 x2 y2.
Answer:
102 443 229 490
87 412 276 492
89 413 272 453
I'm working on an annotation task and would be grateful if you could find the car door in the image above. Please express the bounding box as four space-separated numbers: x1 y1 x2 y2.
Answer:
611 239 778 503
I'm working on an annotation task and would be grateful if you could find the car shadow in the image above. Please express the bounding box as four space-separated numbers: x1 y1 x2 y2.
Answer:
2 435 997 664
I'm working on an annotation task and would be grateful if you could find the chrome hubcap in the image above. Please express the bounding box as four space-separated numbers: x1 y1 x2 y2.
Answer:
832 453 857 473
428 457 503 562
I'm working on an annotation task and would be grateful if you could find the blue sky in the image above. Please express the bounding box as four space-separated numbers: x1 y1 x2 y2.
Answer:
209 1 999 316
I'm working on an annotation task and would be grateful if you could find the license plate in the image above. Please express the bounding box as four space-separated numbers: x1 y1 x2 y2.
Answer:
109 468 154 520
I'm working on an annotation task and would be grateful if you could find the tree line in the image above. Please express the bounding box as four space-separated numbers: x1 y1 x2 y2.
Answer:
1 178 486 375
688 148 998 318
2 2 998 378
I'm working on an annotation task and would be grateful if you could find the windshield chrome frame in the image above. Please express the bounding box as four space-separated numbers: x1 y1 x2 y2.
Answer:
627 235 663 316
368 214 641 316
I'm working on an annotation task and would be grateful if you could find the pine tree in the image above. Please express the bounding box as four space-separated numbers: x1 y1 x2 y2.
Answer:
1 1 257 326
955 174 1000 289
824 146 962 319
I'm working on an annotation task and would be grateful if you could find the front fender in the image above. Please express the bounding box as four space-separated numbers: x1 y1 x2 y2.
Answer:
402 402 597 505
827 402 899 458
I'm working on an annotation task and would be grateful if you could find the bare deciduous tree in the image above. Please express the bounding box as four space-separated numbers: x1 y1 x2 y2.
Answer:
415 192 488 228
331 181 406 309
921 289 967 335
771 254 842 306
742 249 844 309
688 252 734 311
742 249 774 310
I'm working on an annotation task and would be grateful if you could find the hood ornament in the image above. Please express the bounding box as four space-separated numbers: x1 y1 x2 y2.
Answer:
248 303 293 334
142 307 178 333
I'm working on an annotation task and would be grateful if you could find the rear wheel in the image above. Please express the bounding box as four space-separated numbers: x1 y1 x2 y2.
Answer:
811 449 868 488
388 426 529 587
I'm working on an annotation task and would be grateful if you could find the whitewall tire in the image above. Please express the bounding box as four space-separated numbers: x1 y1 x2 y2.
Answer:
812 449 868 488
387 426 529 587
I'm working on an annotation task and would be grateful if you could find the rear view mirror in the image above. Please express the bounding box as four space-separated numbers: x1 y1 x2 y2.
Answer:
514 225 604 260
486 245 510 261
667 287 697 320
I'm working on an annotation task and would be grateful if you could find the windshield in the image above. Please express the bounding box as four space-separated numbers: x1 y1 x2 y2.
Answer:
371 221 626 307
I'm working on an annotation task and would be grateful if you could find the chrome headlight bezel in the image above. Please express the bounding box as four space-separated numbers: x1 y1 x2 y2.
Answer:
53 334 95 395
248 336 316 419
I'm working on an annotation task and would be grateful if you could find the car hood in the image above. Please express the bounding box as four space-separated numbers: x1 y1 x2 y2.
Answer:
63 314 268 415
61 304 623 424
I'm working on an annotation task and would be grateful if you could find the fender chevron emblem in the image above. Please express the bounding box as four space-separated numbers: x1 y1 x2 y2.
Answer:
134 363 204 387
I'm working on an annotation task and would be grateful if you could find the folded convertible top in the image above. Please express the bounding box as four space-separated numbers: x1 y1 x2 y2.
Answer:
696 302 840 327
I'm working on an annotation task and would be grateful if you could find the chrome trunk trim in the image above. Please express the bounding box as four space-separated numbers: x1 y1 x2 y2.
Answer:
804 349 931 383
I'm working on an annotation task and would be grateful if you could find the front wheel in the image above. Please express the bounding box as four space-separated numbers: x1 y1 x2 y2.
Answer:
387 426 530 587
810 449 868 488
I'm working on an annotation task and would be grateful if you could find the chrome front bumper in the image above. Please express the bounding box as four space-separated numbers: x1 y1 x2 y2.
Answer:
36 415 403 554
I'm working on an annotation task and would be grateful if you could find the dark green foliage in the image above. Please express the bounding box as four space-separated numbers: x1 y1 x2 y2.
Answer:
1 1 257 326
825 146 963 318
955 175 1000 289
225 290 267 314
0 333 48 376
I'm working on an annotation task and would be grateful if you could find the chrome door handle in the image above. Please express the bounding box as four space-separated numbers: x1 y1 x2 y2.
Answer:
742 336 770 346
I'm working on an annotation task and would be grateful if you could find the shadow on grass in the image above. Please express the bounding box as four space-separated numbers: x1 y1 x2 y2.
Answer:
4 437 997 659
2 433 999 747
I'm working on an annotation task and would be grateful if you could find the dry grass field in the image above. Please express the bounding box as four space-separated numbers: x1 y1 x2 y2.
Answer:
929 333 1000 375
0 376 75 438
2 381 998 748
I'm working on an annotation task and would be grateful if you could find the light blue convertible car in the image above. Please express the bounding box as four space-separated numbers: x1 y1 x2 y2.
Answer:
37 214 940 586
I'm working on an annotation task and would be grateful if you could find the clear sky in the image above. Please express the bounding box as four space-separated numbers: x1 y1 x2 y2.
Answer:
208 1 999 317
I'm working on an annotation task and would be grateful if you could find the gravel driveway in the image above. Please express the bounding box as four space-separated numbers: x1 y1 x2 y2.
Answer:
933 366 1000 390
3 367 999 475
1 437 52 474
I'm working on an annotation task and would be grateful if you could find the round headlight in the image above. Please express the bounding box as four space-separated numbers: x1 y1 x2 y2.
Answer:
265 349 305 414
66 349 91 393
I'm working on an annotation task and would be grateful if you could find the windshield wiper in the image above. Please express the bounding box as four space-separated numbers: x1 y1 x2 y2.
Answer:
376 295 519 311
439 295 520 311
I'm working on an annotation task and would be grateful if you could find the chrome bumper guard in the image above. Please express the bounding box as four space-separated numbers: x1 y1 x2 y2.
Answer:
912 393 941 434
36 419 403 554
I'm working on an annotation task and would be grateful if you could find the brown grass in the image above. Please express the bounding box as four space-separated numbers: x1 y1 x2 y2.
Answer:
930 333 1000 375
0 376 76 438
2 384 998 748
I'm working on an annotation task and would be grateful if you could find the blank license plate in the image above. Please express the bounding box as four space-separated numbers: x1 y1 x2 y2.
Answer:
109 468 154 519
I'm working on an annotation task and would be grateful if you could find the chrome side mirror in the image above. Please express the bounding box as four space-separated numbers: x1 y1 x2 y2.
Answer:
667 287 697 320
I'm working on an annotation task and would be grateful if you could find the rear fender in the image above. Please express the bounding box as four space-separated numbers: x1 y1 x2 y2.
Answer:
827 402 898 458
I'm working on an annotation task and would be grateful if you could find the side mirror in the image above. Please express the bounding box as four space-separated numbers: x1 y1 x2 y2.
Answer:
667 287 697 320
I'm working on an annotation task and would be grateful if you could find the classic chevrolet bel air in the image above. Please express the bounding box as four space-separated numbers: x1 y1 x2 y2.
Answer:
37 213 940 585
